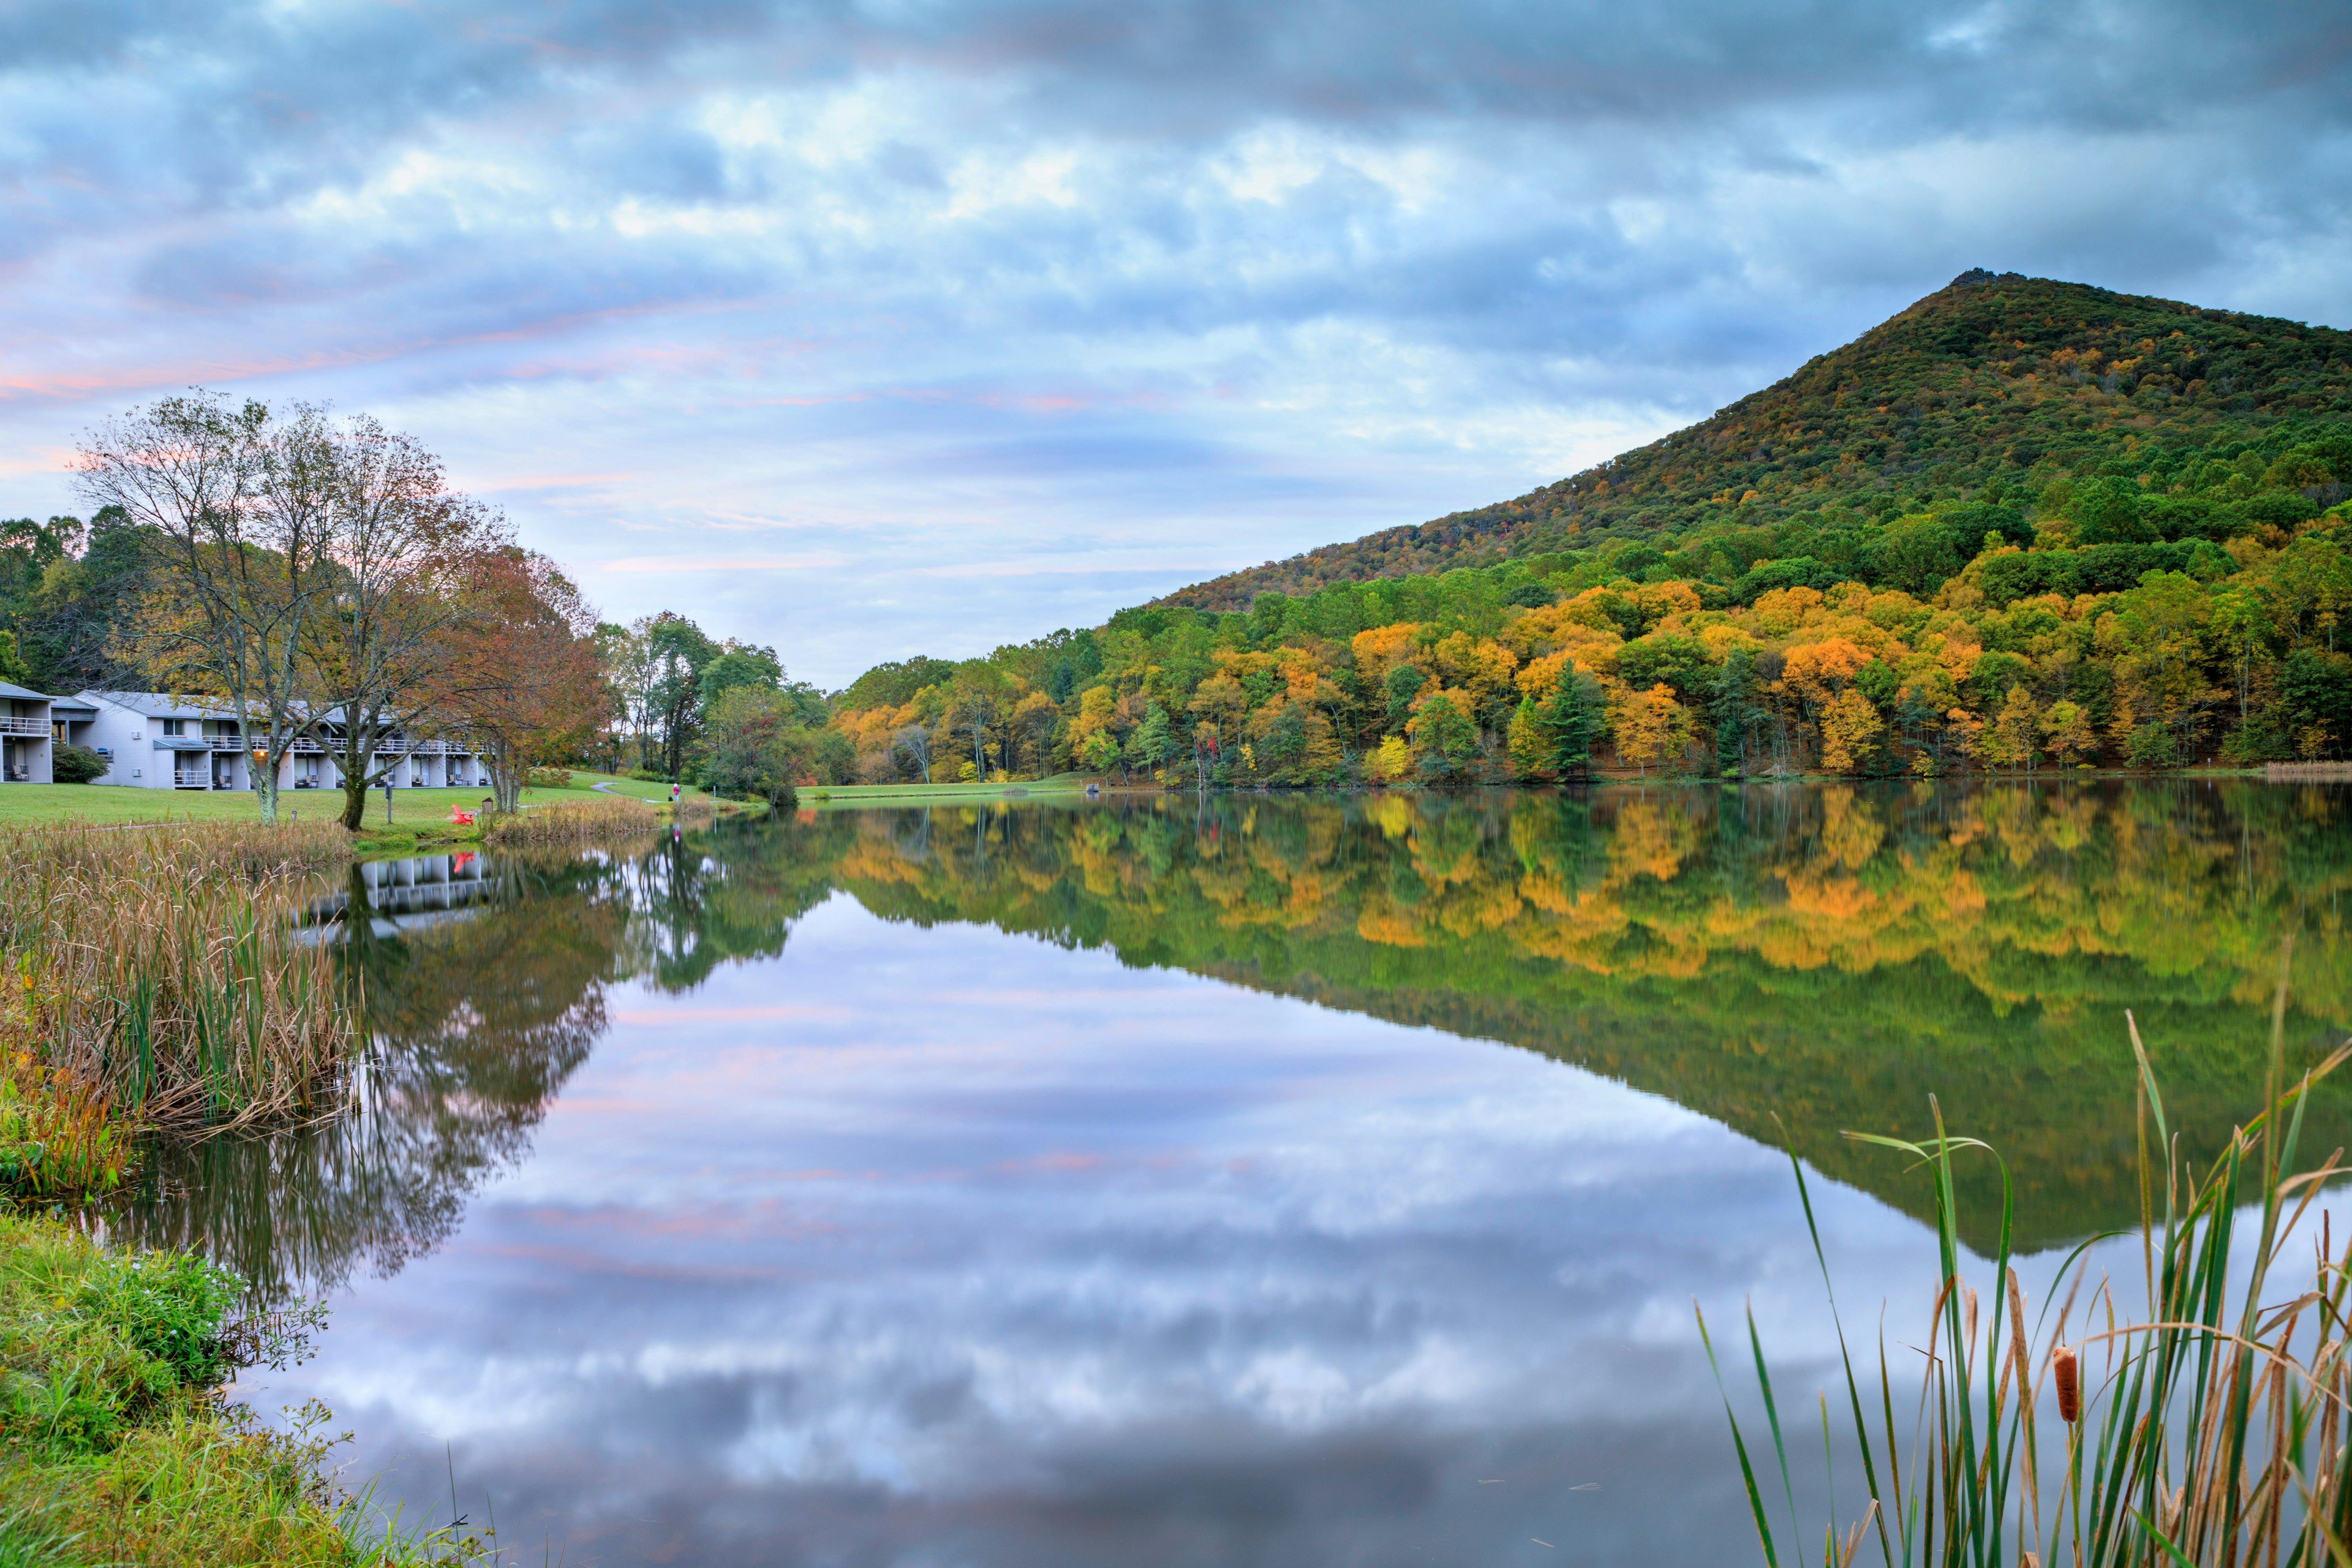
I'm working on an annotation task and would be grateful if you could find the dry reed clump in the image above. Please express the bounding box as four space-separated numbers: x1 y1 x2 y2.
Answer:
0 821 358 1146
484 795 659 847
1707 957 2352 1568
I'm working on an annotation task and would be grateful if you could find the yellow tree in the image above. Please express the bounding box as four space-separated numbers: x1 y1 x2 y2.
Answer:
1507 697 1546 778
2040 699 2097 766
1817 688 1883 773
1069 685 1124 772
1608 683 1692 776
1973 686 2041 771
1185 667 1250 755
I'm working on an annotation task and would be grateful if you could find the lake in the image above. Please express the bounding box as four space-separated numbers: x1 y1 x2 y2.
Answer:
104 782 2352 1565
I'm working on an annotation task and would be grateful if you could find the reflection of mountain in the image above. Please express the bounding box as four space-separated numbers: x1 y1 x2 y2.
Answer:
815 784 2352 1250
103 785 2352 1290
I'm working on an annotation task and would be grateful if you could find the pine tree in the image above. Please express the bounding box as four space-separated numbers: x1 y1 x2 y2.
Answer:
1535 670 1607 778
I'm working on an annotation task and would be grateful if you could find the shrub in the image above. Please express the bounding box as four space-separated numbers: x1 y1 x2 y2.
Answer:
0 1214 489 1564
524 765 571 790
50 744 105 785
484 796 658 848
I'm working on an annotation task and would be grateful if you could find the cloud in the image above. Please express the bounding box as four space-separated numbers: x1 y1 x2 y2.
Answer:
1 0 2346 681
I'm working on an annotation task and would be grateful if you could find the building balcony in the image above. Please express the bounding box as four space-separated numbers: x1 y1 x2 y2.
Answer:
0 717 50 737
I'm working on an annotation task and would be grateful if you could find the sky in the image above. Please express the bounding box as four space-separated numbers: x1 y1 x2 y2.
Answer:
3 1 2350 687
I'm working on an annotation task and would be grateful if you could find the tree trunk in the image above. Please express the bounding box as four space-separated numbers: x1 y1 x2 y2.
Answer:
336 719 383 832
490 743 523 812
255 752 281 823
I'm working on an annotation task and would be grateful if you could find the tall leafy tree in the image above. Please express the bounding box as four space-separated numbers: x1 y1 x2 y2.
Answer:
299 415 511 831
77 393 339 824
641 614 719 780
435 551 607 811
698 686 812 808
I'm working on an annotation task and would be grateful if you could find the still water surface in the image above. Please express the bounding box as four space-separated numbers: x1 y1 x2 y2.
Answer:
107 783 2352 1564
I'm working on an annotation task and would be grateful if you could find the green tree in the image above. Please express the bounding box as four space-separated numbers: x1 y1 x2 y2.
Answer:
643 614 720 779
1535 670 1607 778
26 507 149 693
1405 691 1479 781
697 687 812 807
1126 703 1177 775
1709 647 1760 774
2071 476 2156 545
1382 663 1426 734
1865 516 1962 595
697 644 784 713
2280 649 2352 757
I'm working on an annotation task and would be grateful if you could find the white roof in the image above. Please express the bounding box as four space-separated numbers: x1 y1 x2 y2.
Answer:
78 690 242 720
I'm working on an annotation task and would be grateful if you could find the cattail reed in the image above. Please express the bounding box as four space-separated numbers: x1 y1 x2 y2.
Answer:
0 820 358 1137
1701 984 2352 1568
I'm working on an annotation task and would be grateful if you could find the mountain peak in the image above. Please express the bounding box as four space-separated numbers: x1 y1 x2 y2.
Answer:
1157 273 2351 612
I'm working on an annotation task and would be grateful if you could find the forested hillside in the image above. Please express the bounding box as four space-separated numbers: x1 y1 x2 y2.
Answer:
820 272 2352 787
1161 270 2352 610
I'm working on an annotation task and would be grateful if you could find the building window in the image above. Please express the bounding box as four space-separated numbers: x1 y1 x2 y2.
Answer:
162 719 183 737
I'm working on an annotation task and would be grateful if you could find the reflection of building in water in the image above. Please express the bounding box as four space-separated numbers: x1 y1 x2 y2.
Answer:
110 852 624 1301
298 851 502 938
104 827 838 1301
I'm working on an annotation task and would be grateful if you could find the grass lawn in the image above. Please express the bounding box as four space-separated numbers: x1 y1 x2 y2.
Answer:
0 782 616 829
565 770 693 802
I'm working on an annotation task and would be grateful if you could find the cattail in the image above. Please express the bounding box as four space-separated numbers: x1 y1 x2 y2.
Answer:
2053 1345 2080 1423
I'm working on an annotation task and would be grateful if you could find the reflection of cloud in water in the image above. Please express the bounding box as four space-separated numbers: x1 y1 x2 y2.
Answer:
108 790 2352 1564
249 897 1951 1566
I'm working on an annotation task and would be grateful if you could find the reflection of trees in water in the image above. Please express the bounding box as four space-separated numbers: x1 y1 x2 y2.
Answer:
823 783 2352 1248
97 787 2352 1287
104 834 837 1300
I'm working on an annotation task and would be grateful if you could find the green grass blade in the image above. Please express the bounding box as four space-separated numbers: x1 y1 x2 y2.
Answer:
1699 1301 1783 1568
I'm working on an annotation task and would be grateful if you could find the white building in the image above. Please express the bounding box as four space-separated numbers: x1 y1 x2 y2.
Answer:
75 692 492 792
0 682 55 783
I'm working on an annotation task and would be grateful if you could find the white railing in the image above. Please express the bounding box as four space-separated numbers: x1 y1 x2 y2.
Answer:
360 739 478 757
0 717 48 737
181 735 477 757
